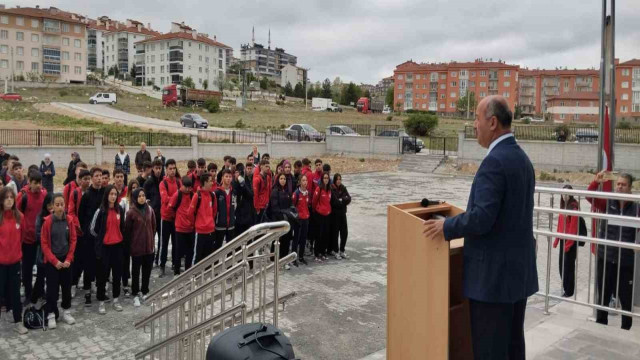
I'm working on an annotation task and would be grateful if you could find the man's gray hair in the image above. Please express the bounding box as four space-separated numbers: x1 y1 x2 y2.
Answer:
619 173 635 186
485 98 513 128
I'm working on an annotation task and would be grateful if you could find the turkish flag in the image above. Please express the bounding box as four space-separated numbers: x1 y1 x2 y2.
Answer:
592 106 613 253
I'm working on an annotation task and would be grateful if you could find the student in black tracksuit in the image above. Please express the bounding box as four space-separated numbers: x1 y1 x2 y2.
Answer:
144 160 163 266
214 170 237 251
269 173 294 264
234 163 255 235
77 167 105 306
330 174 351 259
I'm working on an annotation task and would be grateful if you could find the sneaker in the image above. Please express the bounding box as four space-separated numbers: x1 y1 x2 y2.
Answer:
328 251 336 257
113 298 123 312
159 267 166 278
84 293 92 307
123 287 131 298
103 296 111 304
315 257 323 263
32 265 37 276
47 313 57 329
14 322 28 335
62 310 75 325
340 252 349 259
71 286 78 298
284 264 291 270
300 258 308 266
335 253 342 260
98 302 106 315
322 255 328 261
133 296 141 307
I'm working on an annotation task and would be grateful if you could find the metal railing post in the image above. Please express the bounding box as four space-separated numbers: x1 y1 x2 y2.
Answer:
544 195 554 315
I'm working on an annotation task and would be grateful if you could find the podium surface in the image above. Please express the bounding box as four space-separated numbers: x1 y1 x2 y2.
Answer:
387 202 472 360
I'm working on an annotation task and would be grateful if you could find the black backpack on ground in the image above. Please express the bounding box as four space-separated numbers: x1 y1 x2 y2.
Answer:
206 323 296 360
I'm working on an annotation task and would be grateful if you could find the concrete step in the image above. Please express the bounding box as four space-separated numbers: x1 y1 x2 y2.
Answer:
398 154 445 173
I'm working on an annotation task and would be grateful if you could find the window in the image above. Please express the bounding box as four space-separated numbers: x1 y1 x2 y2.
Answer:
32 19 39 28
151 44 155 51
416 74 420 80
622 93 629 100
621 106 628 113
74 39 81 48
0 30 7 39
460 70 467 77
74 66 82 74
504 70 511 76
398 75 403 80
62 65 69 73
0 15 8 24
439 103 445 109
422 104 426 109
620 69 630 76
471 71 476 77
16 61 24 70
415 94 419 99
0 45 6 54
560 114 565 120
469 81 475 87
219 49 223 57
451 72 457 77
16 47 23 56
31 48 39 57
160 77 165 85
480 81 486 87
451 81 457 87
574 114 579 120
503 92 510 98
151 55 155 63
440 84 445 89
0 60 7 69
503 81 510 87
450 103 455 108
560 101 565 106
398 84 403 89
16 17 24 26
199 67 202 73
188 41 192 47
62 51 69 60
440 94 445 99
188 53 191 59
31 34 39 42
160 65 164 73
450 92 456 98
74 53 82 61
415 84 419 90
16 32 24 41
62 23 70 32
422 94 427 99
205 56 209 63
480 92 486 97
31 62 39 71
622 81 629 89
398 94 403 99
74 25 81 33
151 66 155 74
480 71 487 76
422 84 426 89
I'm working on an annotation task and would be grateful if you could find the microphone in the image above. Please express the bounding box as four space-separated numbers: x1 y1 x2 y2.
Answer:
421 198 441 207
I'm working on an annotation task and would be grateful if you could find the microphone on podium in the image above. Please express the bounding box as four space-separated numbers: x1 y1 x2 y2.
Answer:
420 198 442 207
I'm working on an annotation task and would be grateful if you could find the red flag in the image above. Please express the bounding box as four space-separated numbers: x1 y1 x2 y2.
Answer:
591 106 613 253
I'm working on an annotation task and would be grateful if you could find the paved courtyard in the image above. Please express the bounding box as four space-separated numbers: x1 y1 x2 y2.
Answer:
0 170 638 359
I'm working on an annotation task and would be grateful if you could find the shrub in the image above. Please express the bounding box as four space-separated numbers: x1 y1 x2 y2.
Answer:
235 119 246 128
554 124 570 138
522 117 531 125
359 158 366 162
386 115 393 122
617 120 631 129
539 171 557 182
59 90 69 97
403 112 439 136
279 124 286 129
204 98 220 113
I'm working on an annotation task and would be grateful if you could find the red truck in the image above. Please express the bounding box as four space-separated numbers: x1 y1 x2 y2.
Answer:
356 97 384 114
162 84 222 106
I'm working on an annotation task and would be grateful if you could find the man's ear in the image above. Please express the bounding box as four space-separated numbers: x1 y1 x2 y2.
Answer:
489 116 498 132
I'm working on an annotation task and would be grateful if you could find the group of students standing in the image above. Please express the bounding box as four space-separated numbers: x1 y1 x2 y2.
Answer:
0 146 351 335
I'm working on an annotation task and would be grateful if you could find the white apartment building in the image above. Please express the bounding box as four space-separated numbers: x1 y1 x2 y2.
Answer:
0 6 87 83
280 64 306 88
103 19 158 77
135 22 231 90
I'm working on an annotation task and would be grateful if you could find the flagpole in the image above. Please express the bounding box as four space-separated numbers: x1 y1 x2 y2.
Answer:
597 0 607 173
609 0 616 170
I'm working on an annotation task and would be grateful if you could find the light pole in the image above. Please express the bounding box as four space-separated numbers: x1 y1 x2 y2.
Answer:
303 67 310 110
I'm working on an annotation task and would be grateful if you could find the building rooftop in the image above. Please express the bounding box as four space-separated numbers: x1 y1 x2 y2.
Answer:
619 58 640 66
521 68 599 76
395 59 520 72
0 6 85 24
136 31 231 49
546 91 599 101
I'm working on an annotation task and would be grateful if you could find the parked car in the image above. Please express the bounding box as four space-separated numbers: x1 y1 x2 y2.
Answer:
285 124 324 142
326 125 359 136
379 129 425 152
575 128 598 143
0 93 23 102
382 106 392 114
89 92 117 104
180 113 209 129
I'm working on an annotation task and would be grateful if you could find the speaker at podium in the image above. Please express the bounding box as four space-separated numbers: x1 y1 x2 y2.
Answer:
387 201 473 360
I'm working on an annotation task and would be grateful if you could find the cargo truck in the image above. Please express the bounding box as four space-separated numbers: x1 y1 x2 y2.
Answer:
311 97 342 112
162 84 222 106
356 97 384 114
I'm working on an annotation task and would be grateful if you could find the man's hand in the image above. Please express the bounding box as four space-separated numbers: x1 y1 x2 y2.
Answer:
423 219 445 240
55 262 64 270
594 171 606 184
63 261 71 268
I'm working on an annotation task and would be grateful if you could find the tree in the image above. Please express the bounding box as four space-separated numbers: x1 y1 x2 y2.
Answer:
307 84 317 99
112 65 119 79
456 92 477 114
284 82 293 96
363 89 371 99
514 105 522 120
147 79 154 86
130 66 136 81
294 82 305 98
403 113 439 136
182 76 195 89
259 77 269 90
228 63 242 74
340 82 360 106
202 79 209 90
321 78 332 98
268 80 277 89
386 87 395 109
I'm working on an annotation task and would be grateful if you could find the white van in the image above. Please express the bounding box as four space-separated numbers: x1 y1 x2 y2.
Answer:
89 92 117 105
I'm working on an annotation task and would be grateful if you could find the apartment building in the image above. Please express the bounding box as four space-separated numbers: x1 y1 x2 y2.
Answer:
134 22 231 90
518 69 599 116
372 76 394 100
546 92 599 123
280 63 307 88
616 59 640 121
0 5 87 83
240 28 297 79
103 19 159 77
393 60 520 114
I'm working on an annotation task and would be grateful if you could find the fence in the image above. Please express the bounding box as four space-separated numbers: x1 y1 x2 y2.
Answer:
134 221 297 360
102 131 191 147
0 129 94 146
271 129 325 142
328 124 371 136
533 186 640 320
375 124 400 136
426 137 458 156
198 130 267 144
465 125 640 144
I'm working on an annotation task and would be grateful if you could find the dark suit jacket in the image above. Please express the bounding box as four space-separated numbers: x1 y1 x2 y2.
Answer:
443 136 539 303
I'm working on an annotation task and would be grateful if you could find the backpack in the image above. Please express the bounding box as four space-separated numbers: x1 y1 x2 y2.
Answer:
194 191 215 218
23 305 48 331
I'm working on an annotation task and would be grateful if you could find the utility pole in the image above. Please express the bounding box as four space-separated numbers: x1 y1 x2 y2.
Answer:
304 68 311 110
10 46 14 92
466 91 471 119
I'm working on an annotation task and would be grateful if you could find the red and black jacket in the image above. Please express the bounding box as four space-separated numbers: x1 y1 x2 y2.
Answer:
0 211 24 265
40 214 77 265
252 172 272 211
171 190 194 233
159 176 181 221
292 189 311 220
313 186 332 216
214 186 237 230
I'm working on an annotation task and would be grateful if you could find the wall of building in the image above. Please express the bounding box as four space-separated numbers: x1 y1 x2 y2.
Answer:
457 132 640 174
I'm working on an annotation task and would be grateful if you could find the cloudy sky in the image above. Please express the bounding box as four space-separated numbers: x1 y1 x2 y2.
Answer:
10 0 640 84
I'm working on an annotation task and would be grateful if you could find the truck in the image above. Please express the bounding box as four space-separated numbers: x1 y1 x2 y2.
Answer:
162 84 222 106
311 97 342 112
356 97 384 114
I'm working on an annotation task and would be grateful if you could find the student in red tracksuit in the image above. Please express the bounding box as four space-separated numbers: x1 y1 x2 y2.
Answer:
292 174 311 266
301 158 316 252
253 160 272 224
189 173 217 265
16 171 47 301
170 176 195 271
40 194 77 329
62 162 88 207
312 172 332 262
214 170 237 252
0 187 28 334
159 159 181 276
90 185 126 315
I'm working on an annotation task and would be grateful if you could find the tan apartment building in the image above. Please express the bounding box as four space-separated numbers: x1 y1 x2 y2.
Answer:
103 19 159 77
393 59 520 114
0 5 87 83
545 92 599 123
518 69 599 116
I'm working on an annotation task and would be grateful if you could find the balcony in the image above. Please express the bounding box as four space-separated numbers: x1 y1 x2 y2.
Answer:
43 62 61 77
489 72 498 80
576 79 591 87
521 82 535 88
42 48 61 63
42 25 60 34
169 63 183 73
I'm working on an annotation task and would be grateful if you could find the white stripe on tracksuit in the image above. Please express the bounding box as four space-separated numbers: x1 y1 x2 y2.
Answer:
192 233 199 265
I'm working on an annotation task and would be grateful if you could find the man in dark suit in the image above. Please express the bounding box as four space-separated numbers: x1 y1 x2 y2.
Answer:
424 95 538 360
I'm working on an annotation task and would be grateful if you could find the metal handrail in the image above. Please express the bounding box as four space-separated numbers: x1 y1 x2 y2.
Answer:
534 229 640 251
534 206 640 225
535 186 640 202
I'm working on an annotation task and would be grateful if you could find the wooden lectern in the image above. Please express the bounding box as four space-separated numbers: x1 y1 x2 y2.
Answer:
387 202 473 360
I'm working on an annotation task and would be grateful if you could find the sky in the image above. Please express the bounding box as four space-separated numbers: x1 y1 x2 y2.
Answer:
9 0 640 85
